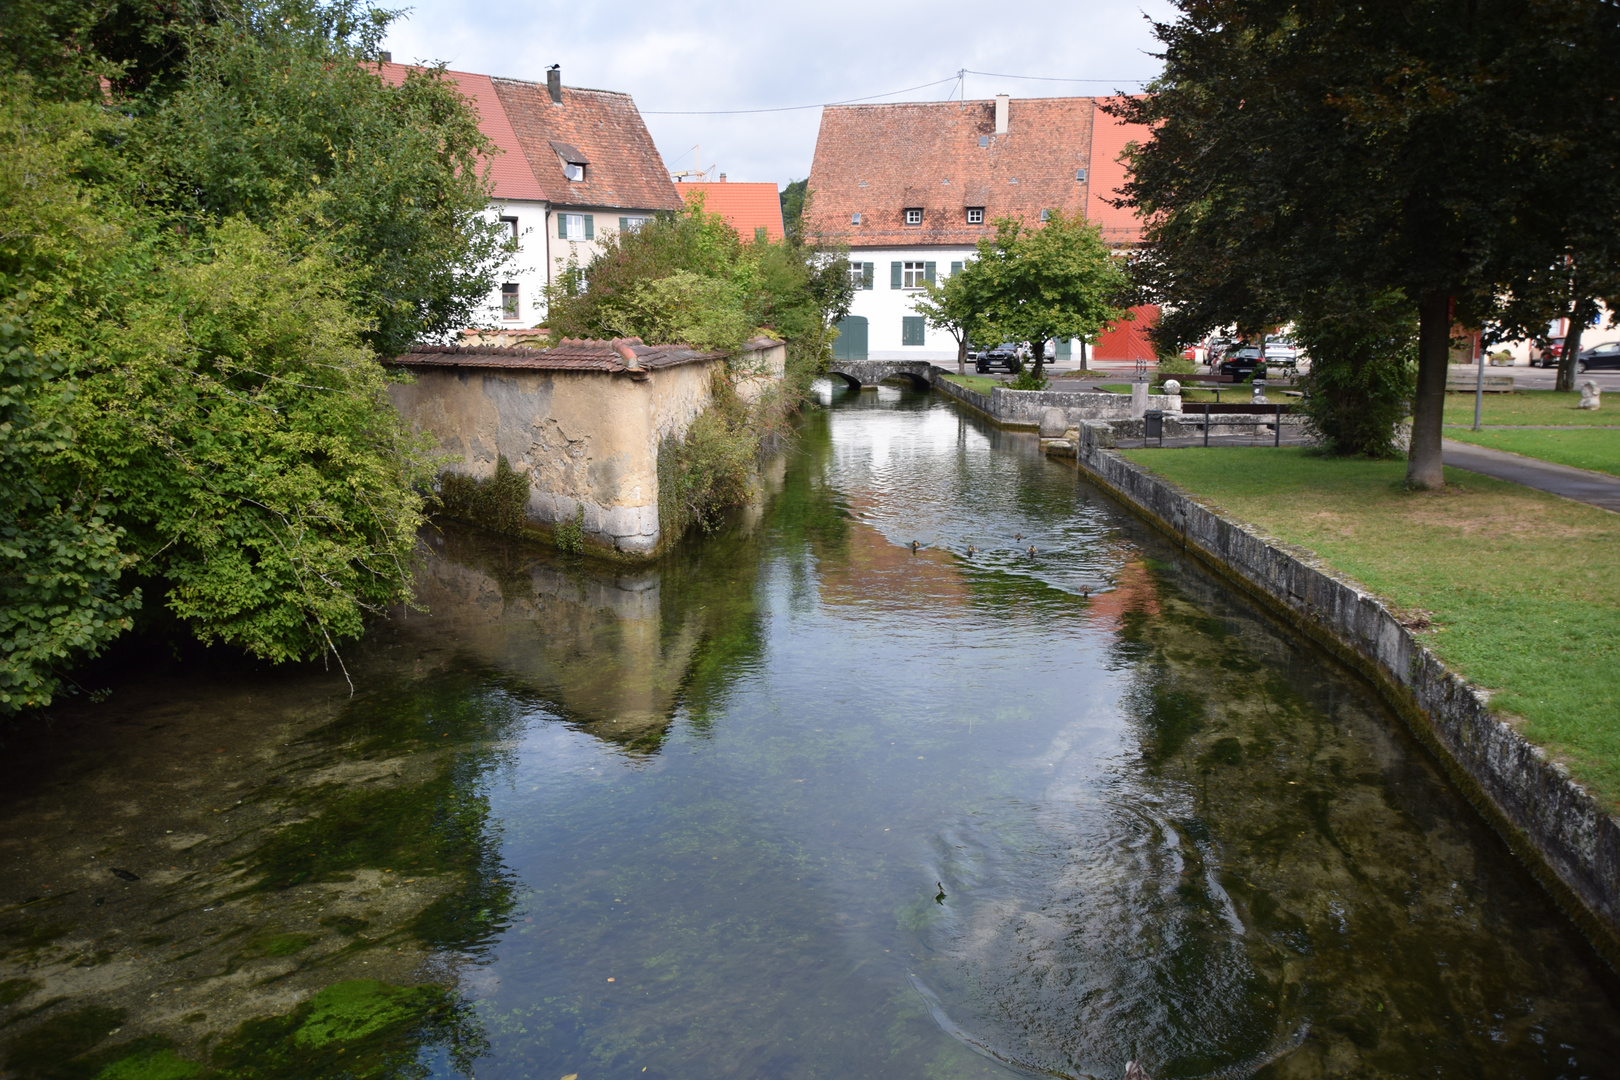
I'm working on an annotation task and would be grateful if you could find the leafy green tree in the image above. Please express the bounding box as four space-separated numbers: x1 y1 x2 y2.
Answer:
136 0 508 355
1114 0 1620 486
969 212 1126 380
911 261 989 373
780 179 808 242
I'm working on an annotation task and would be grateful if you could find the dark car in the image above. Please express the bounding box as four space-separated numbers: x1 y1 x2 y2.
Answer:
974 342 1021 374
1574 341 1620 372
1218 346 1265 379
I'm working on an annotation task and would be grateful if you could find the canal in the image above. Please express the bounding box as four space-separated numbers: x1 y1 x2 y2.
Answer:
2 385 1617 1079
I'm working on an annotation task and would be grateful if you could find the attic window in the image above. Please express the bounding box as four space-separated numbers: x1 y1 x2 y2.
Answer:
1076 168 1088 182
550 139 589 182
979 136 989 147
904 208 923 225
852 212 862 225
966 207 984 225
1040 209 1051 222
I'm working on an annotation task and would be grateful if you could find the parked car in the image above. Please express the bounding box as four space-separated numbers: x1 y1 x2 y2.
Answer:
1574 341 1620 372
1532 337 1564 367
1218 346 1265 378
975 342 1021 374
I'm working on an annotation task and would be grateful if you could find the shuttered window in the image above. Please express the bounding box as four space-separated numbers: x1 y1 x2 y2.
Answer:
861 263 874 289
950 261 963 276
924 261 936 284
890 261 903 289
902 316 925 346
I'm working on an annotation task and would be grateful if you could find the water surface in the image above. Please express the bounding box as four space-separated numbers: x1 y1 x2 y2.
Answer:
2 384 1617 1079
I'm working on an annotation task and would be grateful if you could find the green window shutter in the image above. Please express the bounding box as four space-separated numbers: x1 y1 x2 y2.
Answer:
558 214 567 239
950 261 963 276
861 263 874 289
924 261 936 284
890 261 902 289
619 216 629 232
584 215 594 240
902 316 925 346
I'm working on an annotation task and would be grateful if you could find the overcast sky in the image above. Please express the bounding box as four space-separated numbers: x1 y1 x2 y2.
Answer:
382 0 1176 192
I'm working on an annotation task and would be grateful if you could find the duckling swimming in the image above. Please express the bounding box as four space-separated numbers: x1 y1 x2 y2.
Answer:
1027 545 1037 556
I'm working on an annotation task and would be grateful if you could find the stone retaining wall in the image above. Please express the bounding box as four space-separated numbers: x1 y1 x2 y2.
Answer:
927 369 1175 430
1071 421 1620 964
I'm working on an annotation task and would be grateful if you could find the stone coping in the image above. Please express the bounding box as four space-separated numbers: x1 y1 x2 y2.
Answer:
390 335 780 375
1070 421 1620 967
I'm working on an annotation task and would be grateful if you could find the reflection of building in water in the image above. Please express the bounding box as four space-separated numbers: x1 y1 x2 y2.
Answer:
409 530 704 751
814 496 973 612
1082 558 1162 630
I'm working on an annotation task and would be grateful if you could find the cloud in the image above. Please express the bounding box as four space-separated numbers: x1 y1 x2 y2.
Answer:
384 0 1173 190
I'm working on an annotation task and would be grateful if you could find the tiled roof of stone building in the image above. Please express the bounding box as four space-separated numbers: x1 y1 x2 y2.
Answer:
678 181 786 242
389 338 727 377
804 96 1150 248
493 78 683 213
375 62 547 202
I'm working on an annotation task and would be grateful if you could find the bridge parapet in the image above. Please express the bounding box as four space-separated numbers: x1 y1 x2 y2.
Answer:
826 360 936 389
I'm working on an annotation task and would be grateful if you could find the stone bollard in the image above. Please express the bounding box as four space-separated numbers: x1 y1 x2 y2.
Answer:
1579 380 1602 410
1039 407 1067 438
1162 379 1182 413
1130 381 1148 419
1251 379 1268 404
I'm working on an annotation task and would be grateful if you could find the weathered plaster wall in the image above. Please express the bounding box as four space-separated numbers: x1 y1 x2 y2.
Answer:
390 363 711 556
1070 421 1620 964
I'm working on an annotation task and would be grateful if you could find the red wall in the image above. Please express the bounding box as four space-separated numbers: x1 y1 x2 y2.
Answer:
1092 305 1159 362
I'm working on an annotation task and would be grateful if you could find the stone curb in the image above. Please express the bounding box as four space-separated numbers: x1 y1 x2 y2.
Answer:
1070 423 1620 967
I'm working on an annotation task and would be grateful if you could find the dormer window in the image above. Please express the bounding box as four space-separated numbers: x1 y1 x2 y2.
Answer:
550 139 589 183
904 208 923 225
966 207 984 225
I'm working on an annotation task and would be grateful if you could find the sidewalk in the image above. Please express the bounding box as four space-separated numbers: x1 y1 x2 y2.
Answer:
1442 438 1620 512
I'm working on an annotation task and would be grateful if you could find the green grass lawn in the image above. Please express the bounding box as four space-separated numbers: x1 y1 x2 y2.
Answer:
936 373 1003 394
1117 447 1620 809
1445 427 1620 477
1443 389 1617 427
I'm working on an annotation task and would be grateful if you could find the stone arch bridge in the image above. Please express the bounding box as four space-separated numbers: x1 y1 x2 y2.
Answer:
825 360 936 390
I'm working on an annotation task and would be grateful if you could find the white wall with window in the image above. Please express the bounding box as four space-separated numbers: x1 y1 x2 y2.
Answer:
836 246 978 361
483 198 548 327
547 206 668 306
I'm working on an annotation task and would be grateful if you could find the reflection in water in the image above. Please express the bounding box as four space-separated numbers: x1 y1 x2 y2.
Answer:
1 382 1617 1079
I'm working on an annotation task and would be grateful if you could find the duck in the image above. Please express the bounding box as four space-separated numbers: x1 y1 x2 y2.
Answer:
1014 532 1024 541
1027 545 1037 556
1125 1063 1151 1080
910 540 921 552
965 544 977 556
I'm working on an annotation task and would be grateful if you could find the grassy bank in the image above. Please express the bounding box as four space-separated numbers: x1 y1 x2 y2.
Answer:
1117 447 1620 809
1445 427 1620 477
1443 389 1616 426
936 372 1004 394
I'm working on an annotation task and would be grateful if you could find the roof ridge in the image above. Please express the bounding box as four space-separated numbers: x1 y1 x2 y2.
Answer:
490 76 632 97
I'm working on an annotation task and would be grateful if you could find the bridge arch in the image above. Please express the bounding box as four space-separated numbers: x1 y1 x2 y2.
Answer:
823 370 863 390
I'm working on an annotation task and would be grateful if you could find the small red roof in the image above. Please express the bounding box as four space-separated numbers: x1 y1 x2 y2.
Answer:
679 182 786 242
375 61 547 202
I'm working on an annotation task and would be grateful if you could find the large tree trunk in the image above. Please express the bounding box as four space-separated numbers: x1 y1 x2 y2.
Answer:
1406 290 1452 489
1556 296 1595 393
1030 336 1047 380
958 335 967 374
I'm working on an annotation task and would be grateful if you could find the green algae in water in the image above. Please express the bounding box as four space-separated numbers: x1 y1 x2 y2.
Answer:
94 1048 201 1080
248 933 319 958
0 976 40 1006
3 1006 124 1076
209 980 481 1079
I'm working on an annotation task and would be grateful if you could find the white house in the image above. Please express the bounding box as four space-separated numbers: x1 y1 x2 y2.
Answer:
805 94 1156 363
379 61 681 328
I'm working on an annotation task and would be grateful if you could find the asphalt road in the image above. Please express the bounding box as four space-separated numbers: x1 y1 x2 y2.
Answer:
1441 439 1620 512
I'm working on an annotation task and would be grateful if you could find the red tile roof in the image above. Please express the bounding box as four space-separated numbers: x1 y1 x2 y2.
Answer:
678 182 786 242
375 61 546 202
493 79 683 213
804 96 1151 247
1087 99 1151 246
389 338 726 377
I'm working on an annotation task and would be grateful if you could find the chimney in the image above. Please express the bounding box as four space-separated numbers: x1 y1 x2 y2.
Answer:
995 94 1010 135
378 51 391 63
719 173 727 182
547 65 562 105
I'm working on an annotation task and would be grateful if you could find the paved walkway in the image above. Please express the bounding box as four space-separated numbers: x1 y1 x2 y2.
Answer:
1441 439 1620 512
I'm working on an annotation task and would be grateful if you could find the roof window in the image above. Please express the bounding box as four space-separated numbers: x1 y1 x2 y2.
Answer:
851 212 862 225
979 136 989 147
1076 168 1088 182
966 207 984 224
1040 209 1051 222
904 208 923 225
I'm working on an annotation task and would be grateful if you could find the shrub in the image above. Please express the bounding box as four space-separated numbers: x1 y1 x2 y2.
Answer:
553 506 585 554
658 376 759 537
1295 292 1418 458
437 456 529 536
1009 370 1050 391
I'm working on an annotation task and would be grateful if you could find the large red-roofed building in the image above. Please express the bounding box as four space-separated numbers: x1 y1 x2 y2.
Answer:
804 95 1154 362
676 179 786 243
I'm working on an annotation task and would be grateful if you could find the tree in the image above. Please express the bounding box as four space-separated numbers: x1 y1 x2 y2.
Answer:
780 179 808 242
1114 0 1620 486
970 212 1126 380
911 261 988 373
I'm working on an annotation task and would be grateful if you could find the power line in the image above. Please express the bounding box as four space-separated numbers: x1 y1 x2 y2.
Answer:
642 75 959 115
963 69 1152 85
